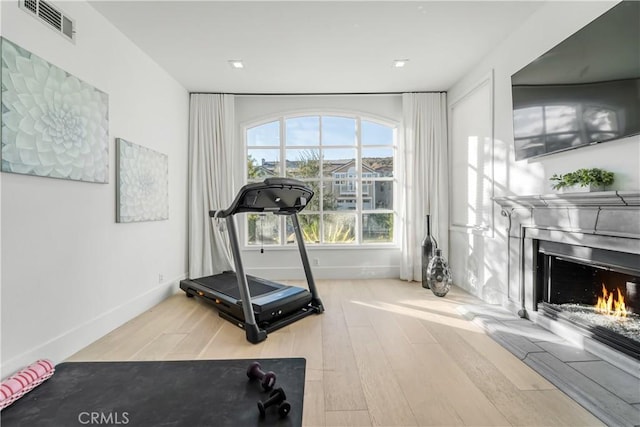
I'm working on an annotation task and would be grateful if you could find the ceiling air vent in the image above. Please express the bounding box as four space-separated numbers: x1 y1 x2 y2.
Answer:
19 0 75 42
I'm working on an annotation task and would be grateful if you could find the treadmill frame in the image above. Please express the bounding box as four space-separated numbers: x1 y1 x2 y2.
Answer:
183 178 324 343
224 213 324 343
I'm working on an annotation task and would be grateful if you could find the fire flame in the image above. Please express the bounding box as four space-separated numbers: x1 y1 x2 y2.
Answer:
595 284 627 318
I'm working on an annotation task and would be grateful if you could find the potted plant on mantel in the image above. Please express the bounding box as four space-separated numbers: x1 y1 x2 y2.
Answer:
550 168 615 193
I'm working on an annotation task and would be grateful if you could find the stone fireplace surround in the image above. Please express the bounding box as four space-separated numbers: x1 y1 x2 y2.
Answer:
486 191 640 425
494 191 640 369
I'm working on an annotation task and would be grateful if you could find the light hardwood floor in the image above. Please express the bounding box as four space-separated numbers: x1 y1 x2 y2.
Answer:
68 279 603 426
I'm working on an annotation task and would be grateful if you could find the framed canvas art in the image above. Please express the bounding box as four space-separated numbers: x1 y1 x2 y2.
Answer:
116 138 168 223
0 37 109 183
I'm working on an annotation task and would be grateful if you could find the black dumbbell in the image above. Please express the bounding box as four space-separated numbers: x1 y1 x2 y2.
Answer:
246 361 276 391
257 387 291 418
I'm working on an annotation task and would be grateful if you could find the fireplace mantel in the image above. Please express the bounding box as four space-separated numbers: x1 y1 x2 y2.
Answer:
492 190 640 316
494 190 640 209
493 190 640 241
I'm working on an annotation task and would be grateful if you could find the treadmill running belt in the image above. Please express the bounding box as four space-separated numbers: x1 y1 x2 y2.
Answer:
195 272 279 300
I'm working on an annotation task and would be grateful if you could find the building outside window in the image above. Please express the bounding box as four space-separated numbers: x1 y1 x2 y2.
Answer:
246 114 396 246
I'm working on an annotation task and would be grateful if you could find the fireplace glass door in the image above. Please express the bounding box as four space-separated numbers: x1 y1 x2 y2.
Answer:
536 240 640 359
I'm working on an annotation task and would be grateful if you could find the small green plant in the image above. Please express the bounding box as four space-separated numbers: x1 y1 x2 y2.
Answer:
550 168 614 190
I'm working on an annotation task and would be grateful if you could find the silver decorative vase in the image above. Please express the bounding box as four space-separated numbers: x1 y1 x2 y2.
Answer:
427 249 452 297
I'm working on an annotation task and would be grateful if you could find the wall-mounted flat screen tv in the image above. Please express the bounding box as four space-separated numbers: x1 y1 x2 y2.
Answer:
511 0 640 161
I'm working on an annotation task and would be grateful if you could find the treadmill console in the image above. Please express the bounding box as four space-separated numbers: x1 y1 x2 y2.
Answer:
212 178 314 217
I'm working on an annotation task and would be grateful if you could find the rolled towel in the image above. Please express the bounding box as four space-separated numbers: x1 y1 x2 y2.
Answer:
0 359 55 410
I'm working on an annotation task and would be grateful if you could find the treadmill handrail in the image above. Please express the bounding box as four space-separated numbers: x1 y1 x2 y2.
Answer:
209 178 314 218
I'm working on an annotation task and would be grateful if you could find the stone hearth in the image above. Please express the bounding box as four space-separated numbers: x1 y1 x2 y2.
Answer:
459 303 640 427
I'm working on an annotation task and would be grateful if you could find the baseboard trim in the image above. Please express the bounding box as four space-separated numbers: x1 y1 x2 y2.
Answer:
1 274 187 377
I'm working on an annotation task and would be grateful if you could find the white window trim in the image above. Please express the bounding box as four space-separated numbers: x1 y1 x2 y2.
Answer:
242 111 399 249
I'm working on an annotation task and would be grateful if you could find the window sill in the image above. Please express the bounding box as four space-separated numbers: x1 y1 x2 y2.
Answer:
242 244 399 251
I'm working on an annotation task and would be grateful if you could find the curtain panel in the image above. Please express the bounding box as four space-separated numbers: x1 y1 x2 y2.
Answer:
399 92 449 281
188 94 235 278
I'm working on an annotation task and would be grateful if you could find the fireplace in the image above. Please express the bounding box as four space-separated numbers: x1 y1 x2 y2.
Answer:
536 240 640 359
494 190 640 367
491 191 640 425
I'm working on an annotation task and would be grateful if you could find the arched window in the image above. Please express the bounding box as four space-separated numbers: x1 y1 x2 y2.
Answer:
245 114 397 246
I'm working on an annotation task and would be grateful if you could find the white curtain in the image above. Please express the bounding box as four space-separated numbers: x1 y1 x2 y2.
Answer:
188 94 235 278
399 92 449 281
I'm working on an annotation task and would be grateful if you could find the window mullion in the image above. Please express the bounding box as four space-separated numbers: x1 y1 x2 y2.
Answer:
319 116 324 244
356 116 362 244
280 117 286 246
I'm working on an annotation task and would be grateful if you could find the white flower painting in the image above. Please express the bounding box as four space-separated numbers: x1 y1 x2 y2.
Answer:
1 38 109 183
116 138 168 223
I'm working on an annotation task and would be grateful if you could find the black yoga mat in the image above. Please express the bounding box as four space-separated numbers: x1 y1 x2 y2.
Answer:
1 358 306 427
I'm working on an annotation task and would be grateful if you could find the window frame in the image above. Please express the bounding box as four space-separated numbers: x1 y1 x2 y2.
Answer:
243 111 398 249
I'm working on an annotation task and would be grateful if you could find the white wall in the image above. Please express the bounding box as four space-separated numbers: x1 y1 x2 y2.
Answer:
447 1 640 305
0 0 3 377
1 1 189 376
234 95 402 280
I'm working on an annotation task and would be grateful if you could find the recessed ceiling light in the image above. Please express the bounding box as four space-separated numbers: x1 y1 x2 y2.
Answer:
393 59 409 68
228 60 244 69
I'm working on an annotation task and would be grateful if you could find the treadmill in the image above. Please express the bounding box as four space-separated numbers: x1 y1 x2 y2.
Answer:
180 177 324 343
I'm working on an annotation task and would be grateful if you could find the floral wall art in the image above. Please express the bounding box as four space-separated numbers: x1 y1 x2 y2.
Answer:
116 138 168 223
0 38 109 183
